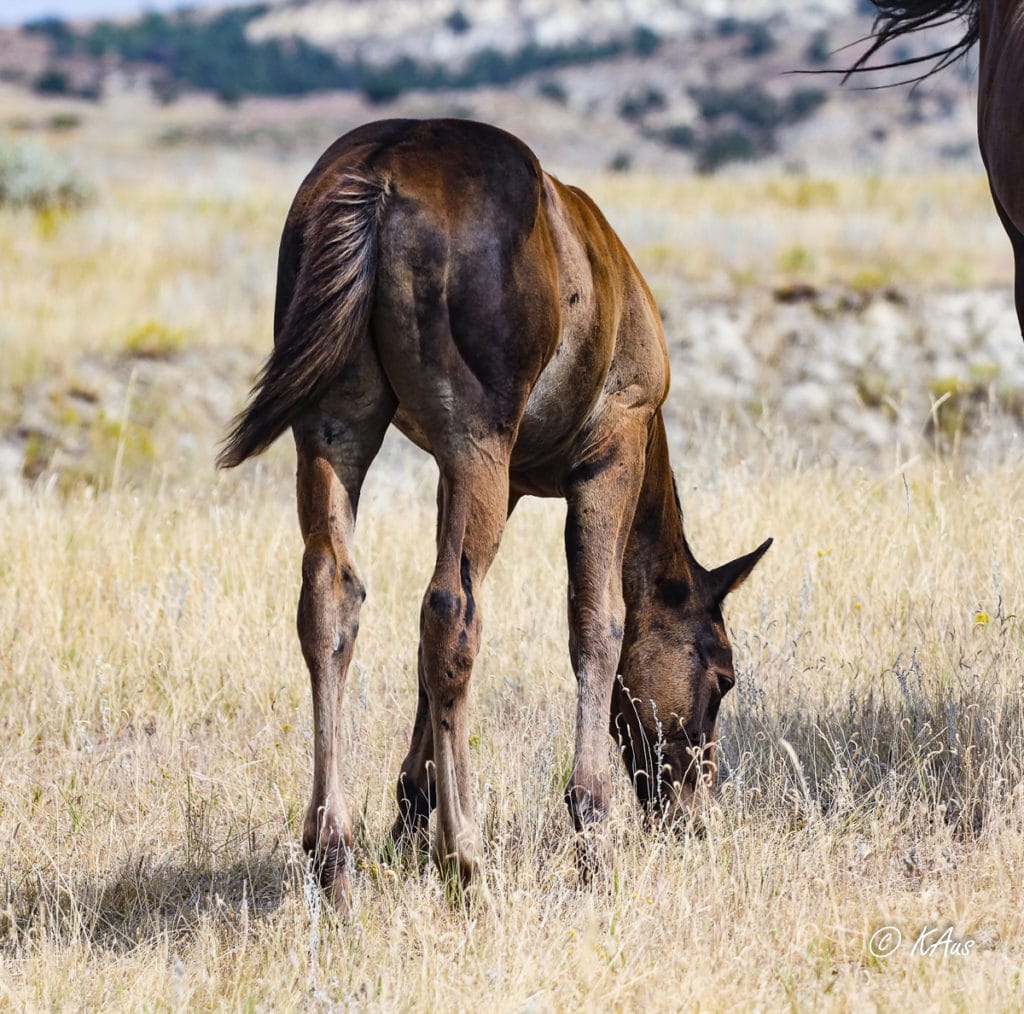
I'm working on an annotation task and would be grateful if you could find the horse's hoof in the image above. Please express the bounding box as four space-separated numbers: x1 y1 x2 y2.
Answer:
432 837 488 907
305 841 352 915
573 826 612 884
322 860 353 917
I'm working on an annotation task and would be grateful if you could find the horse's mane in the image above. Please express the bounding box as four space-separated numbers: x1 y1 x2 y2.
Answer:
845 1 980 84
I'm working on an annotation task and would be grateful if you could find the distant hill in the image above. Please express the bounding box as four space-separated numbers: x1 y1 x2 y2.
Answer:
245 0 859 67
0 0 982 174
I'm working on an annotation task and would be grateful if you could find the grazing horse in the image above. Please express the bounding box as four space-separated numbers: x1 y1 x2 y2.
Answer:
218 119 771 907
850 0 1024 337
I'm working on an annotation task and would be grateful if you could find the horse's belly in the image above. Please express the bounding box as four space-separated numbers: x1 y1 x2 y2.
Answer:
391 409 433 457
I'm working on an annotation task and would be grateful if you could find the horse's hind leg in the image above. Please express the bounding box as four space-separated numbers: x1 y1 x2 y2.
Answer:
389 483 447 851
416 442 511 889
391 490 522 854
390 678 434 850
293 357 395 912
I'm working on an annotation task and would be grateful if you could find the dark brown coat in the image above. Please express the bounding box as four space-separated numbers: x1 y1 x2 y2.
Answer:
220 119 770 906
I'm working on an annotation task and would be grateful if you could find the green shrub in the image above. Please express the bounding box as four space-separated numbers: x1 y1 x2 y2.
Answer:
697 129 758 174
23 17 75 55
786 88 827 122
713 17 775 56
805 30 832 66
654 124 696 150
689 84 826 162
444 9 471 34
150 76 182 106
692 84 782 129
33 67 70 95
28 6 646 103
361 62 414 104
618 87 666 121
607 151 632 173
631 25 661 56
73 8 629 100
742 22 776 58
122 321 189 359
47 113 82 131
82 6 358 97
538 80 568 104
216 82 243 106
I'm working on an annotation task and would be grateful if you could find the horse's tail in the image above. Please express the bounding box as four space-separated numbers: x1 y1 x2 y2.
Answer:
216 170 390 469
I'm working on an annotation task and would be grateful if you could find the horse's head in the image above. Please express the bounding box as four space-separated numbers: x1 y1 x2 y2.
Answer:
613 537 771 827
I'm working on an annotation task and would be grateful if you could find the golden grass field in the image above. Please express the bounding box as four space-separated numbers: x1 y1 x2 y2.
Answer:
2 91 1024 1009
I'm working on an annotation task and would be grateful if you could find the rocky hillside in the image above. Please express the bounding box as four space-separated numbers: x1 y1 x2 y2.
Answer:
246 0 857 67
0 0 981 173
4 284 1021 495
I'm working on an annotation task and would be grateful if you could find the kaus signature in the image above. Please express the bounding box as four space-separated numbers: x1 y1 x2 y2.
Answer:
869 924 977 959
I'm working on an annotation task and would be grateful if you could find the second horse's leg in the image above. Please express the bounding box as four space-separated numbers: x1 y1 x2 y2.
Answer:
391 492 522 855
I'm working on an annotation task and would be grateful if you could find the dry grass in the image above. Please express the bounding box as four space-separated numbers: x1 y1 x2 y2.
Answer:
0 173 285 386
3 98 1024 1009
1 443 1023 1009
581 171 1014 296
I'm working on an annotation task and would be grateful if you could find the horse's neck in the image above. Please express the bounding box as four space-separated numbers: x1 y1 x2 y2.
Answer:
621 411 702 611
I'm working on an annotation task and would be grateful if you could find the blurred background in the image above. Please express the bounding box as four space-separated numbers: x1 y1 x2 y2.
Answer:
0 0 1019 488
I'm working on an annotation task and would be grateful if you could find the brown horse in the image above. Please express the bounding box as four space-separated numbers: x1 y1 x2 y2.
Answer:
218 118 770 907
850 1 1024 337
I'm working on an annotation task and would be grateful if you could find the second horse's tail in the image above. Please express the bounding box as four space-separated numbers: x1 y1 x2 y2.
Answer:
217 170 390 469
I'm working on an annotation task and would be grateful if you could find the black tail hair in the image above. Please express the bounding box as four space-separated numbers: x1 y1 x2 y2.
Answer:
217 171 389 469
845 1 980 83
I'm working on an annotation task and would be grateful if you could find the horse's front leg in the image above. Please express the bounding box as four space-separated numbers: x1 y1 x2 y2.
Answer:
563 421 646 876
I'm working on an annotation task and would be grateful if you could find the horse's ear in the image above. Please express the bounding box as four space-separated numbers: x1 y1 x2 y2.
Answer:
707 538 772 603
